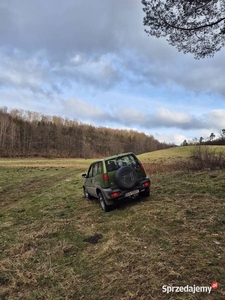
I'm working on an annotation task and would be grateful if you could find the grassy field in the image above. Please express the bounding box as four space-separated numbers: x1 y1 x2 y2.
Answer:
0 147 225 299
139 145 225 160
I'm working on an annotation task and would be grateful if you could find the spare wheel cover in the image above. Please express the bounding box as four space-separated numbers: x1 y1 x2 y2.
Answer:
115 166 137 189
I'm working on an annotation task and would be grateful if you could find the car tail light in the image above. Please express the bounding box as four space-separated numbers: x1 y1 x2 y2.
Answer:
142 182 150 188
103 173 109 181
110 191 121 198
140 164 145 170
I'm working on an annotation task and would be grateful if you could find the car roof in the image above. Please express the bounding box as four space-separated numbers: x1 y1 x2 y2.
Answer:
92 152 135 164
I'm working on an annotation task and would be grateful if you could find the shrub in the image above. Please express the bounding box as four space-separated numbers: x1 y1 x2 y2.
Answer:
189 146 225 170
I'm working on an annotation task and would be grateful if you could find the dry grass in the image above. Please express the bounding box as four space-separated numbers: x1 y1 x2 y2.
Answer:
0 151 225 299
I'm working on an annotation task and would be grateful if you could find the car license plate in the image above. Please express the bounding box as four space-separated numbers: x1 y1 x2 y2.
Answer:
125 189 139 197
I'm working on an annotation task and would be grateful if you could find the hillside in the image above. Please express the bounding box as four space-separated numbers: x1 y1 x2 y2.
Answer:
139 146 194 160
0 107 172 158
139 145 225 174
139 145 225 161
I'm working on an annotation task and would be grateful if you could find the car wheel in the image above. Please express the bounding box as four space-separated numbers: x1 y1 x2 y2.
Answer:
98 191 111 212
83 187 92 199
115 166 137 190
140 187 150 197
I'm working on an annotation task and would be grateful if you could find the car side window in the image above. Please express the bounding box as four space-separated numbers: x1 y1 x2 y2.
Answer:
87 165 94 178
93 163 98 177
88 162 102 178
92 162 103 176
97 162 103 174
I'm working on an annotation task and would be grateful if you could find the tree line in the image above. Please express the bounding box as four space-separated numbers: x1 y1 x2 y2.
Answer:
182 130 225 147
0 107 172 158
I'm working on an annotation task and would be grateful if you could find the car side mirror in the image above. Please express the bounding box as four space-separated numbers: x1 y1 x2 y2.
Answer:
82 173 87 178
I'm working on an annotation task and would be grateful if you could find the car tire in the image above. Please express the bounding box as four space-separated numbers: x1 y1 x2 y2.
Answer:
140 187 150 197
98 191 111 212
115 166 137 190
83 187 93 199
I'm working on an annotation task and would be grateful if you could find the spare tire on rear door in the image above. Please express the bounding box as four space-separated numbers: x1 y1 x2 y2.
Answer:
115 166 137 190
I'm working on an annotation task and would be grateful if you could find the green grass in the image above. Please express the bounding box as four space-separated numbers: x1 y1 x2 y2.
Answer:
0 157 94 168
139 145 225 160
0 150 225 299
139 146 195 160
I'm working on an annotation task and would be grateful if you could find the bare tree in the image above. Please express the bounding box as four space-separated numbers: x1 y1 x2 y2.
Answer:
210 132 216 141
142 0 225 58
221 128 225 139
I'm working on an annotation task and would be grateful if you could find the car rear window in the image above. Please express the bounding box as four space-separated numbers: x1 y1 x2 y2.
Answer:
106 154 140 172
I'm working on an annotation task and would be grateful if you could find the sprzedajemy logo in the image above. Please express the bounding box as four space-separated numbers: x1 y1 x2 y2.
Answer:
162 282 219 294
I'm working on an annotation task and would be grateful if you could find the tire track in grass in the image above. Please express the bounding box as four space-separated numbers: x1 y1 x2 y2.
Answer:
0 167 83 209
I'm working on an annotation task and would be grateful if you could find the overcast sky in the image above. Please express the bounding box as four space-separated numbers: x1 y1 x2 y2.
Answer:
1 0 225 145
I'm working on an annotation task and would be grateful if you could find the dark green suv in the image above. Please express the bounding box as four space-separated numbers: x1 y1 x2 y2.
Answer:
82 152 151 211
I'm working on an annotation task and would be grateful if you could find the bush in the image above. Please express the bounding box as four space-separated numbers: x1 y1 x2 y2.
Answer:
189 146 225 170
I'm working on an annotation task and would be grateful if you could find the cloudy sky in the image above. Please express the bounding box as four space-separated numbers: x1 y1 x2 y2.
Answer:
1 0 225 145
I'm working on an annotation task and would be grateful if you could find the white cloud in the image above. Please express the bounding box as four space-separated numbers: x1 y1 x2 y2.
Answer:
70 54 83 64
58 99 217 132
205 110 225 129
0 51 58 95
61 98 115 123
157 108 192 125
154 132 186 145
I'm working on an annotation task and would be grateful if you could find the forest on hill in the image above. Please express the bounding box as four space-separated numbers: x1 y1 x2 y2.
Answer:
0 107 172 158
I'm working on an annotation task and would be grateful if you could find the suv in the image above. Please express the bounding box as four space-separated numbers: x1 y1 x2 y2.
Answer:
82 152 151 211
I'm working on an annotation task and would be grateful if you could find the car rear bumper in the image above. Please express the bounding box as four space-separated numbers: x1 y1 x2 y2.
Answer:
102 177 150 204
